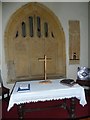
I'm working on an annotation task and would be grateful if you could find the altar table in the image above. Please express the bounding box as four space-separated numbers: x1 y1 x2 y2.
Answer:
7 79 87 119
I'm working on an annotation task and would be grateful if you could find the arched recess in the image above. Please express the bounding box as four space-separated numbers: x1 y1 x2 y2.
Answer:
4 2 66 83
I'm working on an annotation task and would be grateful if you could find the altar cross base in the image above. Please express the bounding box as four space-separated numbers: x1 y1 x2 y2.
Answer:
38 55 52 84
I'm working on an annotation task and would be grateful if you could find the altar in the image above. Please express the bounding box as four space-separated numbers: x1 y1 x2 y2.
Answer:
7 79 87 119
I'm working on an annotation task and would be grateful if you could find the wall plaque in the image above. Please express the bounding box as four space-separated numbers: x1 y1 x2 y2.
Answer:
69 20 80 64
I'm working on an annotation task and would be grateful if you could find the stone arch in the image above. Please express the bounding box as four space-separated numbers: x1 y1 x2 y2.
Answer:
4 2 66 83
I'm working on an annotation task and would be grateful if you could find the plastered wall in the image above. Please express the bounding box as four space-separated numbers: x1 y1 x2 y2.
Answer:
0 2 2 69
88 2 90 67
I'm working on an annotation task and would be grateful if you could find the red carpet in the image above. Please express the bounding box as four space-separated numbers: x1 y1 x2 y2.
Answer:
1 96 90 119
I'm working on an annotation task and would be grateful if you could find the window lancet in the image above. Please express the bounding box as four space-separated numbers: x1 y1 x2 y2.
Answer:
22 22 26 37
29 16 33 37
44 22 48 37
15 31 18 38
37 16 41 37
51 32 54 38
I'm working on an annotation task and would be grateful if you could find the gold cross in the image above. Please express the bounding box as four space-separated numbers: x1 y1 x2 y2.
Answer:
38 55 51 81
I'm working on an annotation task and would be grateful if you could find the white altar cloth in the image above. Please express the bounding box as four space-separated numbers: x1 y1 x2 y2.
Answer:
7 79 87 111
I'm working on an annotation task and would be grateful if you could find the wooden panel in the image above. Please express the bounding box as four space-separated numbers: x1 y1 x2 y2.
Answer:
14 39 30 79
45 38 57 75
29 39 44 76
69 20 80 64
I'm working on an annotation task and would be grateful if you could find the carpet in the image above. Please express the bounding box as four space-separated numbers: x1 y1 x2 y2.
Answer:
1 96 90 120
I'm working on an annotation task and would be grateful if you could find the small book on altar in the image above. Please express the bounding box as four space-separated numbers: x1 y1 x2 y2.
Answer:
60 79 76 87
17 83 30 92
